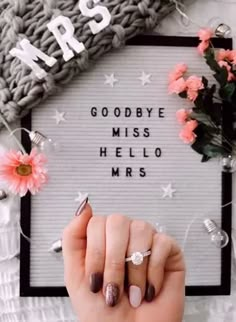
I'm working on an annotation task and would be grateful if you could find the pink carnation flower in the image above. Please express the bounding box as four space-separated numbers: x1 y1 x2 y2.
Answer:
217 49 236 64
197 40 209 55
198 28 213 41
218 60 235 81
179 120 198 144
168 77 187 94
168 63 188 82
185 75 204 101
217 49 231 61
187 89 198 102
0 148 48 197
197 28 213 56
186 75 204 91
176 109 190 124
186 120 198 131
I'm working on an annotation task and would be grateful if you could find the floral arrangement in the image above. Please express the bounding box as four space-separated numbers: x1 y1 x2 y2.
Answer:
169 28 235 162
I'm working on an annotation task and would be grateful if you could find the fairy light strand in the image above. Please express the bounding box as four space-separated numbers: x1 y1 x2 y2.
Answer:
172 0 202 28
0 113 27 154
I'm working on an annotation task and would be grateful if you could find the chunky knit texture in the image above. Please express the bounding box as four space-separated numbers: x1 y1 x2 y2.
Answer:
0 0 177 127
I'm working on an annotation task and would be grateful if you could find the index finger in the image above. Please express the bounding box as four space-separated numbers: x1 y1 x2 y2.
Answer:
62 204 93 291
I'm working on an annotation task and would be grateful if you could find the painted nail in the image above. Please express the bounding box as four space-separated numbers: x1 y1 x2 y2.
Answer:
0 189 7 200
145 283 155 302
105 283 120 307
48 239 62 253
129 285 142 308
75 193 89 216
90 273 103 293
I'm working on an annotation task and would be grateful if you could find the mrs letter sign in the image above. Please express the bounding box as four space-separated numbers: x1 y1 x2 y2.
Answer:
9 0 111 79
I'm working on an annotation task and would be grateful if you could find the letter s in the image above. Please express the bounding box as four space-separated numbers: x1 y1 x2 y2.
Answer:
79 0 111 34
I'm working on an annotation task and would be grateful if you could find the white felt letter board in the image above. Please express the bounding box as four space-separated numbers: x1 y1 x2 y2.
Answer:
20 36 232 297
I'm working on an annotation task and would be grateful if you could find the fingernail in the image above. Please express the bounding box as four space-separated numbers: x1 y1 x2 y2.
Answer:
129 285 142 308
145 283 155 302
90 273 103 293
48 239 62 253
105 283 120 307
75 193 89 216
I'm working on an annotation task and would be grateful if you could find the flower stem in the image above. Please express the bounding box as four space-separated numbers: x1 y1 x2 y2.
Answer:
0 113 27 154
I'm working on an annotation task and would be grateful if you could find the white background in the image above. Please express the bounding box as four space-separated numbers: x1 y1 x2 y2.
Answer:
1 1 236 321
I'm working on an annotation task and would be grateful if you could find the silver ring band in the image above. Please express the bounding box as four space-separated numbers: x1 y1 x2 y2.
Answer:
125 250 151 265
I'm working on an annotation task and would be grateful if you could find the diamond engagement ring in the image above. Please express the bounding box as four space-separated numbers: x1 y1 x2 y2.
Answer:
125 251 151 265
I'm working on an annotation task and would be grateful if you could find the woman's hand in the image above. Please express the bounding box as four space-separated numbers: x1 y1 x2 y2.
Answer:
62 205 185 322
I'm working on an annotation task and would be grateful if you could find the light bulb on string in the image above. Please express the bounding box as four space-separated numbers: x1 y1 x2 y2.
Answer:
207 16 232 38
10 128 61 157
29 131 60 155
173 1 233 38
203 219 229 248
221 155 236 173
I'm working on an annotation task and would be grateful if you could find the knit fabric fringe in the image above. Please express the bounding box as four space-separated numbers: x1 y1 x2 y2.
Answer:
0 0 178 127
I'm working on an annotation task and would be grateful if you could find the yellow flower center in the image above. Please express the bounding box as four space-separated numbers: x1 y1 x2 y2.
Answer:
16 164 32 176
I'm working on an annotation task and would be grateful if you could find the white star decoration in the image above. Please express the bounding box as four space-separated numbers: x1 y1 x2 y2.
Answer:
161 184 176 199
138 71 152 86
52 109 66 125
104 73 118 87
75 192 89 204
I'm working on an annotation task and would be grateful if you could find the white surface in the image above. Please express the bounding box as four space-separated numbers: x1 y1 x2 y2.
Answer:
30 45 222 287
1 1 236 321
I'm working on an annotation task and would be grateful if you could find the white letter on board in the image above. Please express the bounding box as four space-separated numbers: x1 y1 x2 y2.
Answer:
9 39 57 79
47 15 85 62
79 0 111 34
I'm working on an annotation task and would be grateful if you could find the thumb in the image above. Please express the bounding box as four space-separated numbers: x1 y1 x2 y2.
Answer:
62 204 93 291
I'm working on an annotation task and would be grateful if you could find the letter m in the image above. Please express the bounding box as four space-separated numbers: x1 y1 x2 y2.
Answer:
9 39 57 79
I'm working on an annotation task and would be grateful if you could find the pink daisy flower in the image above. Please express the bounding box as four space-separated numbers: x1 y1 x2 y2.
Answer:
0 148 48 197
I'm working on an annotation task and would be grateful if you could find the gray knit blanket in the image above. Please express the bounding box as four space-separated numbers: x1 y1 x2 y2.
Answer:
0 0 179 127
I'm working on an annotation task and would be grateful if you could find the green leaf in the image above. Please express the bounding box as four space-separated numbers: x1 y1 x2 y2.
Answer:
210 102 222 125
191 138 207 155
213 67 228 87
190 111 211 125
202 76 208 88
205 48 222 74
202 144 225 158
220 83 236 101
191 139 224 160
179 91 187 99
209 84 217 95
201 155 211 162
193 123 215 140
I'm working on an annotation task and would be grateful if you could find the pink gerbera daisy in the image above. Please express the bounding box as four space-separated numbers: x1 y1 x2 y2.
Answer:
0 148 48 197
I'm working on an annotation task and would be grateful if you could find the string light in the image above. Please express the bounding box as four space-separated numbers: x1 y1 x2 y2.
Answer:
172 0 233 38
0 114 26 154
18 198 233 255
222 155 236 173
203 218 229 248
10 128 60 155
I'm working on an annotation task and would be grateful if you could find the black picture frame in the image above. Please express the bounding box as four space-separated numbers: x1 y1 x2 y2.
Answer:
20 35 233 297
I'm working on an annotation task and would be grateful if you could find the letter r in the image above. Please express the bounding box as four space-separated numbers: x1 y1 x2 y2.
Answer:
47 15 85 61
